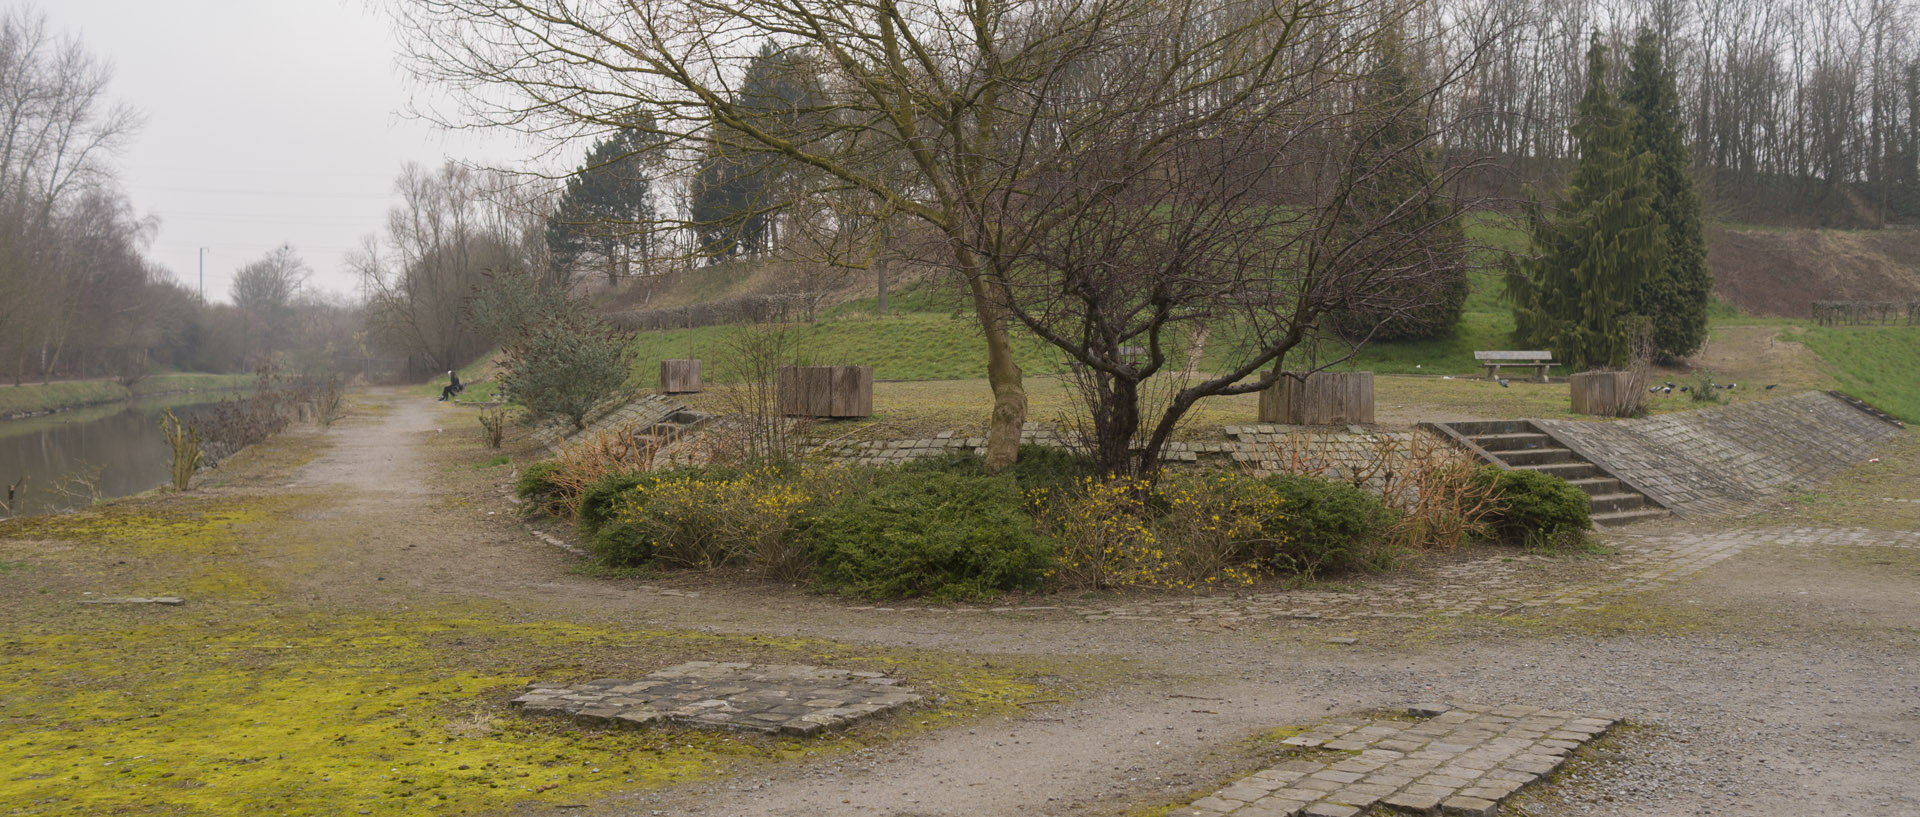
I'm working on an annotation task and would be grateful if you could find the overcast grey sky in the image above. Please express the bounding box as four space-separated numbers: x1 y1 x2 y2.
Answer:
40 0 530 303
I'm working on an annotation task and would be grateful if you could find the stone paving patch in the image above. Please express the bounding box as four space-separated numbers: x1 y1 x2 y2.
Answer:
1171 704 1618 817
510 661 922 737
1065 525 1919 625
1536 390 1899 518
817 525 1916 627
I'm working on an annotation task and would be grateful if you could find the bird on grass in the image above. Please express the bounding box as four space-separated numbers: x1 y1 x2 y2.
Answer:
1765 384 1779 390
1679 386 1691 393
1497 378 1510 388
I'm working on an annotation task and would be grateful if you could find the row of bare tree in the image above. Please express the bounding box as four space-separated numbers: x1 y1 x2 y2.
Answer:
0 9 361 385
1431 0 1920 224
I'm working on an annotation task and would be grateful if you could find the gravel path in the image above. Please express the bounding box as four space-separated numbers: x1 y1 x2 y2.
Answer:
18 389 1912 817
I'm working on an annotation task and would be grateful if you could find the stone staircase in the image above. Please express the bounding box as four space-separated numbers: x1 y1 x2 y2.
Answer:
1422 420 1668 527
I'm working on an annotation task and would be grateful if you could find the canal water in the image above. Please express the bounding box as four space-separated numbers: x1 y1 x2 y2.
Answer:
0 396 227 517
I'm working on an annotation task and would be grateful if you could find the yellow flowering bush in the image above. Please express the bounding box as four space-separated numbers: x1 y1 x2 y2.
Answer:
610 465 846 580
1035 473 1283 593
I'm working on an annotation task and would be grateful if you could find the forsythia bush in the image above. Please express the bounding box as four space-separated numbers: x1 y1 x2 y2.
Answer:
1035 473 1282 592
612 465 842 579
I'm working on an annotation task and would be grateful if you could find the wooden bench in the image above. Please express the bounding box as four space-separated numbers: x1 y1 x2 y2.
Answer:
1474 350 1553 382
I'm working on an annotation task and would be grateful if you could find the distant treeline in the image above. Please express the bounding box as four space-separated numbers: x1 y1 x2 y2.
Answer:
1432 0 1920 226
0 10 357 385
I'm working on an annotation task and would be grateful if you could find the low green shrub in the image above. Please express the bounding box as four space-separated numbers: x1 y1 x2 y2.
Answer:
579 472 662 566
900 444 1096 491
514 461 567 515
1007 444 1098 494
1474 467 1592 547
1259 474 1402 576
804 470 1052 601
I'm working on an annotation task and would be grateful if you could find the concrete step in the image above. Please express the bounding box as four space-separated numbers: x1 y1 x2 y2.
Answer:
1499 447 1578 467
1471 432 1554 453
1588 492 1649 514
1444 420 1537 437
1566 477 1622 497
1519 461 1601 480
1593 507 1669 527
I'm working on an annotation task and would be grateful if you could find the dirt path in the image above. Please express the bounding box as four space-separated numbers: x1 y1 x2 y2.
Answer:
4 388 1916 816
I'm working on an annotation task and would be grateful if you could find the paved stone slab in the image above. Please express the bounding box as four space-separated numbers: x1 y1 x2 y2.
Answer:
1175 704 1617 817
1536 391 1899 518
510 661 921 737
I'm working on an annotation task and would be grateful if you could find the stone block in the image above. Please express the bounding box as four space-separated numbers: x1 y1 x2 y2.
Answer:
1382 790 1446 812
1440 795 1499 816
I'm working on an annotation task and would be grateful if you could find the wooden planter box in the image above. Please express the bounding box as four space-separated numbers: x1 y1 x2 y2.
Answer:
1569 370 1640 417
1258 371 1374 425
660 359 702 394
776 365 873 418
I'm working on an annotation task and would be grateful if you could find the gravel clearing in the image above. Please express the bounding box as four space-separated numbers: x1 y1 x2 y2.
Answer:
7 388 1911 817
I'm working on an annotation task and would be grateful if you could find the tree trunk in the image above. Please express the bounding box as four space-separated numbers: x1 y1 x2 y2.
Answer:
962 260 1026 472
876 256 889 317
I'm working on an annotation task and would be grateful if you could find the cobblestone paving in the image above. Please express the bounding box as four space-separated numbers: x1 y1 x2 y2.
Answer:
510 662 921 737
824 526 1917 625
1069 526 1919 624
1537 391 1899 518
1171 704 1619 817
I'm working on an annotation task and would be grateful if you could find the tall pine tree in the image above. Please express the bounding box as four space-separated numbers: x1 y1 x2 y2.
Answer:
548 117 660 287
1622 28 1711 362
1327 27 1469 342
689 44 824 262
1508 33 1666 371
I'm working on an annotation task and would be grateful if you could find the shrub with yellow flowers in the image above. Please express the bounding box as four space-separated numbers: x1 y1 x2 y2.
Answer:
1034 472 1283 593
611 464 847 580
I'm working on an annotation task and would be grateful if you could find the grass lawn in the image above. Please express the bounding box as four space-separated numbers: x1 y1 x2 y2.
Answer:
666 372 1788 441
1797 324 1920 422
624 313 1073 387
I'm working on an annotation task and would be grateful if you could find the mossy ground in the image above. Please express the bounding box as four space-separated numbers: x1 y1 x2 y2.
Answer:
0 409 1069 817
0 605 1047 816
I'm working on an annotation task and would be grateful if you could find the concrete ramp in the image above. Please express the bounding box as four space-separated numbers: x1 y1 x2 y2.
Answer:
1534 391 1901 518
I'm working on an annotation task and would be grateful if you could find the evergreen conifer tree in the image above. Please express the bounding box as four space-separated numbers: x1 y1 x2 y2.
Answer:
1327 27 1468 342
1622 28 1711 361
1508 33 1666 371
547 118 659 286
689 44 823 262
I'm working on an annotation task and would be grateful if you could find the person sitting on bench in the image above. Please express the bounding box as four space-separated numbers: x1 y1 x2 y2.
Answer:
439 370 464 402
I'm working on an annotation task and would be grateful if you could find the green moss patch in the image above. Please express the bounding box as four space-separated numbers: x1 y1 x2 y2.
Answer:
0 612 1047 816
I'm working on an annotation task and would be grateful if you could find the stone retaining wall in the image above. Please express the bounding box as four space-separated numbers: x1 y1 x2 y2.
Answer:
812 423 1413 480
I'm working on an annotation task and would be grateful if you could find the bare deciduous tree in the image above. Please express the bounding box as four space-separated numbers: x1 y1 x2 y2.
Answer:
355 161 549 372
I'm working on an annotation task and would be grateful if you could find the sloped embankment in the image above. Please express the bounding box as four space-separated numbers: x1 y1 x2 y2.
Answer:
1709 226 1920 317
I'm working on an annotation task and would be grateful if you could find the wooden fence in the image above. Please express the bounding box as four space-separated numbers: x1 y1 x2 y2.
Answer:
1258 371 1374 425
776 365 873 418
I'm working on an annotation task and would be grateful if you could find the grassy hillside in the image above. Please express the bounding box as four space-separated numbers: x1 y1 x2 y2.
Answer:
626 313 1072 386
1798 325 1920 421
610 214 1918 413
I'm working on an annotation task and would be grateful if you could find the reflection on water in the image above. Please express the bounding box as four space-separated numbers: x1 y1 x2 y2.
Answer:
0 396 225 517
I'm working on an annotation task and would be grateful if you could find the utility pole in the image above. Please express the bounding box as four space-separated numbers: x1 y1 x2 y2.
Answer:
198 247 211 301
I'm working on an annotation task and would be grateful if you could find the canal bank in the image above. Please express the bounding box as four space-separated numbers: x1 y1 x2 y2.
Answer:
0 373 256 421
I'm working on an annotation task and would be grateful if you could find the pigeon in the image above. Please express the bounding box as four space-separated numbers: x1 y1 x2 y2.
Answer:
1665 381 1675 388
1661 386 1673 394
1497 378 1510 388
1649 387 1661 393
1765 384 1778 390
1680 386 1691 393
